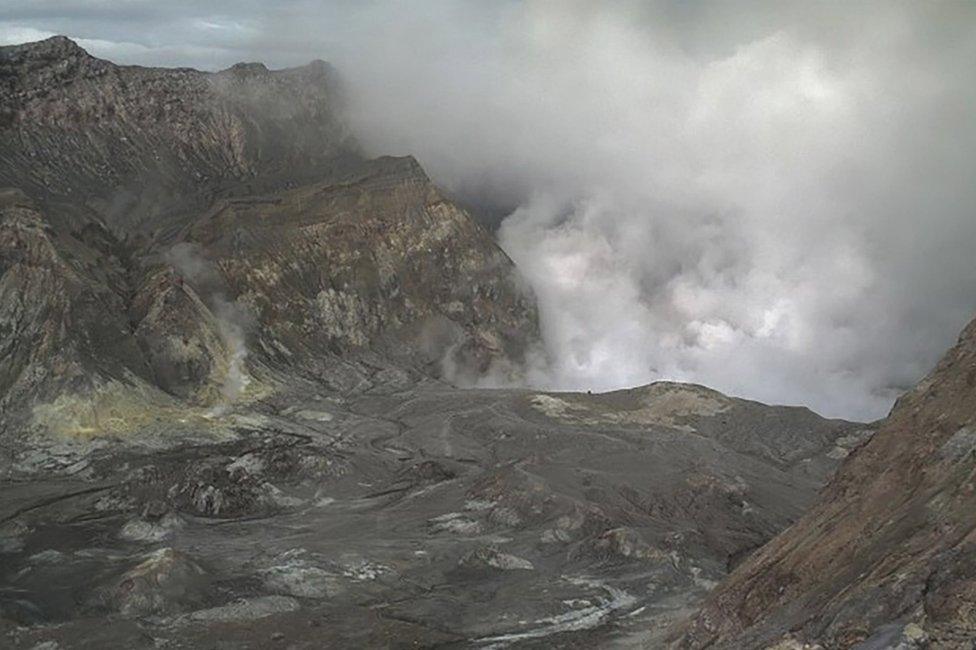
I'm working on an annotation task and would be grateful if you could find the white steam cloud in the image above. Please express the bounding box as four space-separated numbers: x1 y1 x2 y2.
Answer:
5 1 976 419
164 243 251 414
208 297 251 415
317 1 976 420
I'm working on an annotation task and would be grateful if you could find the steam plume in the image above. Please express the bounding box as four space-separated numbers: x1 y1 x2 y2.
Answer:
6 2 976 419
163 243 251 414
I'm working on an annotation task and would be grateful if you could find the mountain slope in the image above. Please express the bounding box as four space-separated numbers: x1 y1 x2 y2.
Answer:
678 316 976 648
0 37 538 442
0 35 355 232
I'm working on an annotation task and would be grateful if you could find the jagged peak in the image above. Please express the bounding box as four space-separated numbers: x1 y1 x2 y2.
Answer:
1 36 334 80
391 155 429 179
0 35 92 60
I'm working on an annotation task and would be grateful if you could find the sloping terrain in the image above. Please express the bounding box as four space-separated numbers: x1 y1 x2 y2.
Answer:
677 317 976 649
0 37 877 648
1 375 866 649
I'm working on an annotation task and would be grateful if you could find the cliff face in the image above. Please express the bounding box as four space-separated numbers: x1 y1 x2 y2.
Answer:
0 37 538 437
183 155 535 369
0 190 144 407
0 35 355 230
678 316 976 648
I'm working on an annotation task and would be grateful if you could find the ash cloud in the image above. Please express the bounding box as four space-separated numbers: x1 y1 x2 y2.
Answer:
5 1 976 419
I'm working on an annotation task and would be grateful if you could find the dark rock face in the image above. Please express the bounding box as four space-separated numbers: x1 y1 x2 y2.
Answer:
0 37 538 442
128 268 228 400
0 36 354 227
184 155 536 367
0 37 894 649
677 317 976 649
0 190 145 413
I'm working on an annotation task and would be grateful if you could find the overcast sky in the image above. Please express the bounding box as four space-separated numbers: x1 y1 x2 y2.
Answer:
3 1 975 420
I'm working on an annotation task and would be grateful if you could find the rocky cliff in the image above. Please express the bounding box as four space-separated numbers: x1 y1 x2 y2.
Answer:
0 36 537 444
0 35 355 230
677 316 976 648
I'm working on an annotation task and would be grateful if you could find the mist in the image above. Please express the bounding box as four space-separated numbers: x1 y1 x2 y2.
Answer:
326 1 976 420
5 1 976 419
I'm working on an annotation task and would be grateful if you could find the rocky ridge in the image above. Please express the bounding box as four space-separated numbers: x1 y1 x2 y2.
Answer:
0 35 355 227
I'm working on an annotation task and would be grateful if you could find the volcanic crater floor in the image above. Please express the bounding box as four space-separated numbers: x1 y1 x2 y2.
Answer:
1 370 866 649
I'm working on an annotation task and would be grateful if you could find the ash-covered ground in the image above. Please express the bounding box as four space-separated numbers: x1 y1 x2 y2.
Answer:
2 361 866 649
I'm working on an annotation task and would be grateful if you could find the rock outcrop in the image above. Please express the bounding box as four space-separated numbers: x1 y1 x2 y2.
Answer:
677 316 976 648
182 155 536 370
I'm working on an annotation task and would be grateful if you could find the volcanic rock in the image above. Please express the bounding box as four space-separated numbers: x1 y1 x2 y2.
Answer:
676 317 976 648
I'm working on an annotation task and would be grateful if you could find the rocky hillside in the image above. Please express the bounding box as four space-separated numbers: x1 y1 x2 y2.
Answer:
0 37 537 443
0 35 355 231
182 155 535 372
677 315 976 648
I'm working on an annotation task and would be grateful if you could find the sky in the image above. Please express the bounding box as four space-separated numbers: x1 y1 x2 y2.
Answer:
3 1 975 420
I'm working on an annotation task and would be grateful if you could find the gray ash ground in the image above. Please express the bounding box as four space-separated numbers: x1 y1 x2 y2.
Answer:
1 362 867 649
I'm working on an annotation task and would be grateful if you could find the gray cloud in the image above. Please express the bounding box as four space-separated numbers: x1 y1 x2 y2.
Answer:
3 1 975 419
